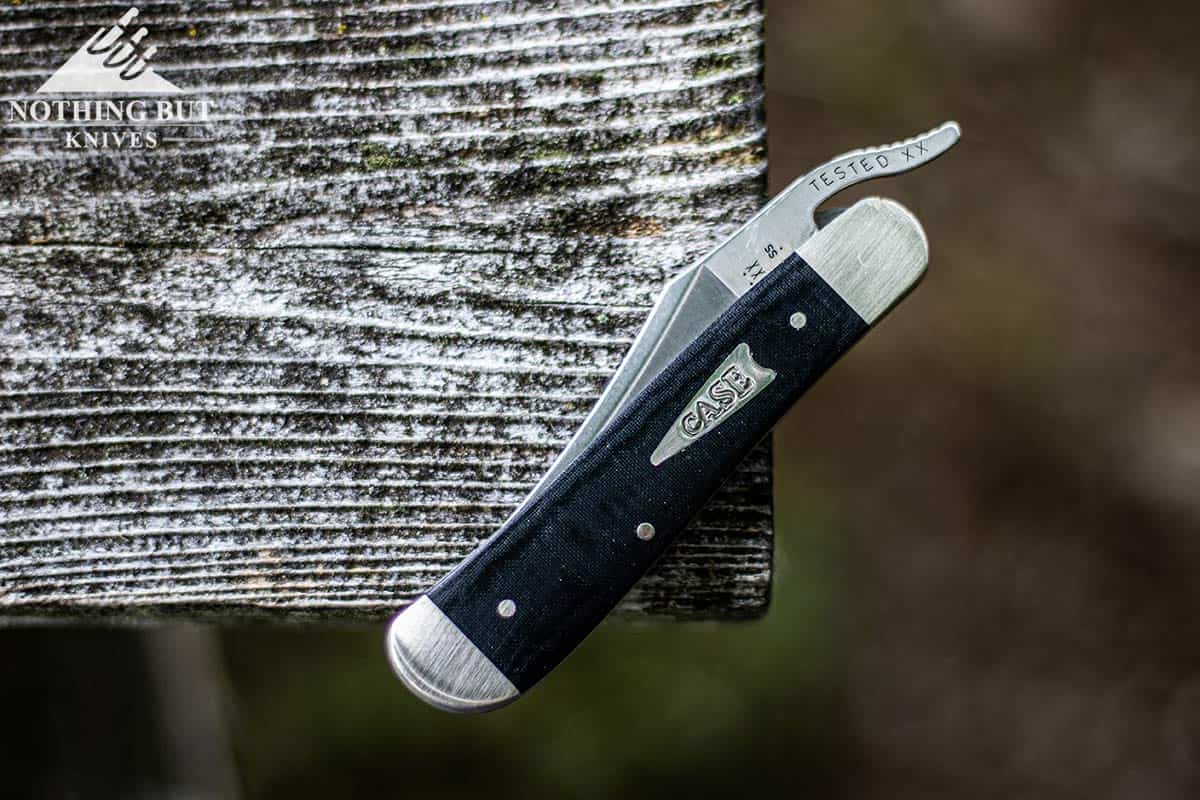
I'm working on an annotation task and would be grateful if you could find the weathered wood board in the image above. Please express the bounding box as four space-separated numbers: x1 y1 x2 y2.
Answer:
0 0 769 621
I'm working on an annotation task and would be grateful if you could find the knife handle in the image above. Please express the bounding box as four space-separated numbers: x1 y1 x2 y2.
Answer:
388 198 928 711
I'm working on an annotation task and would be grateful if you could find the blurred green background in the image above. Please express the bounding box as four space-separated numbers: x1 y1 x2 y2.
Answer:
5 0 1200 796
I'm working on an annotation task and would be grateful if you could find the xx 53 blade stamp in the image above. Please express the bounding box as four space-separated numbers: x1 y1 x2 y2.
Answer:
387 124 961 712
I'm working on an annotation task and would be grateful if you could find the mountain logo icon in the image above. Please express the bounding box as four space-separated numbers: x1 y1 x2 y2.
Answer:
37 7 182 94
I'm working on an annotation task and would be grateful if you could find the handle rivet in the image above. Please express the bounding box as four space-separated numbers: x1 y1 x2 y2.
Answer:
789 312 807 330
497 599 516 618
636 522 656 541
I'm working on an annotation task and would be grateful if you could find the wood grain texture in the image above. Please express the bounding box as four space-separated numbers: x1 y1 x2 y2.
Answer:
0 0 769 621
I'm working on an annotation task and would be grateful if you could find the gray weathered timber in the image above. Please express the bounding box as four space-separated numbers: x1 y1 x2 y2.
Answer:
0 0 769 621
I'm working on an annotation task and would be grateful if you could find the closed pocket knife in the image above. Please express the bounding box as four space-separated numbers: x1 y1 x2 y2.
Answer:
386 123 961 712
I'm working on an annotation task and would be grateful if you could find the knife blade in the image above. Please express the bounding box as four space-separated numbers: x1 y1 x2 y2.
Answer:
388 195 934 712
508 122 960 521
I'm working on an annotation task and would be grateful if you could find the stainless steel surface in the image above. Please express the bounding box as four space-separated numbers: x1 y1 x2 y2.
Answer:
523 123 959 507
650 342 777 466
798 198 929 325
386 596 519 713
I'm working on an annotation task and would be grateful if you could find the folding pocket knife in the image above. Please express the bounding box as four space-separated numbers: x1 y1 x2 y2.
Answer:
386 122 961 712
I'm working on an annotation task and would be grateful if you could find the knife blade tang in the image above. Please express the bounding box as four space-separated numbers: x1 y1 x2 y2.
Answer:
705 120 958 296
387 198 930 711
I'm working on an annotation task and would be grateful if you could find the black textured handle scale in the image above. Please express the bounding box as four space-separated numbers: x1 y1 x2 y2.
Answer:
388 198 929 711
432 251 865 690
